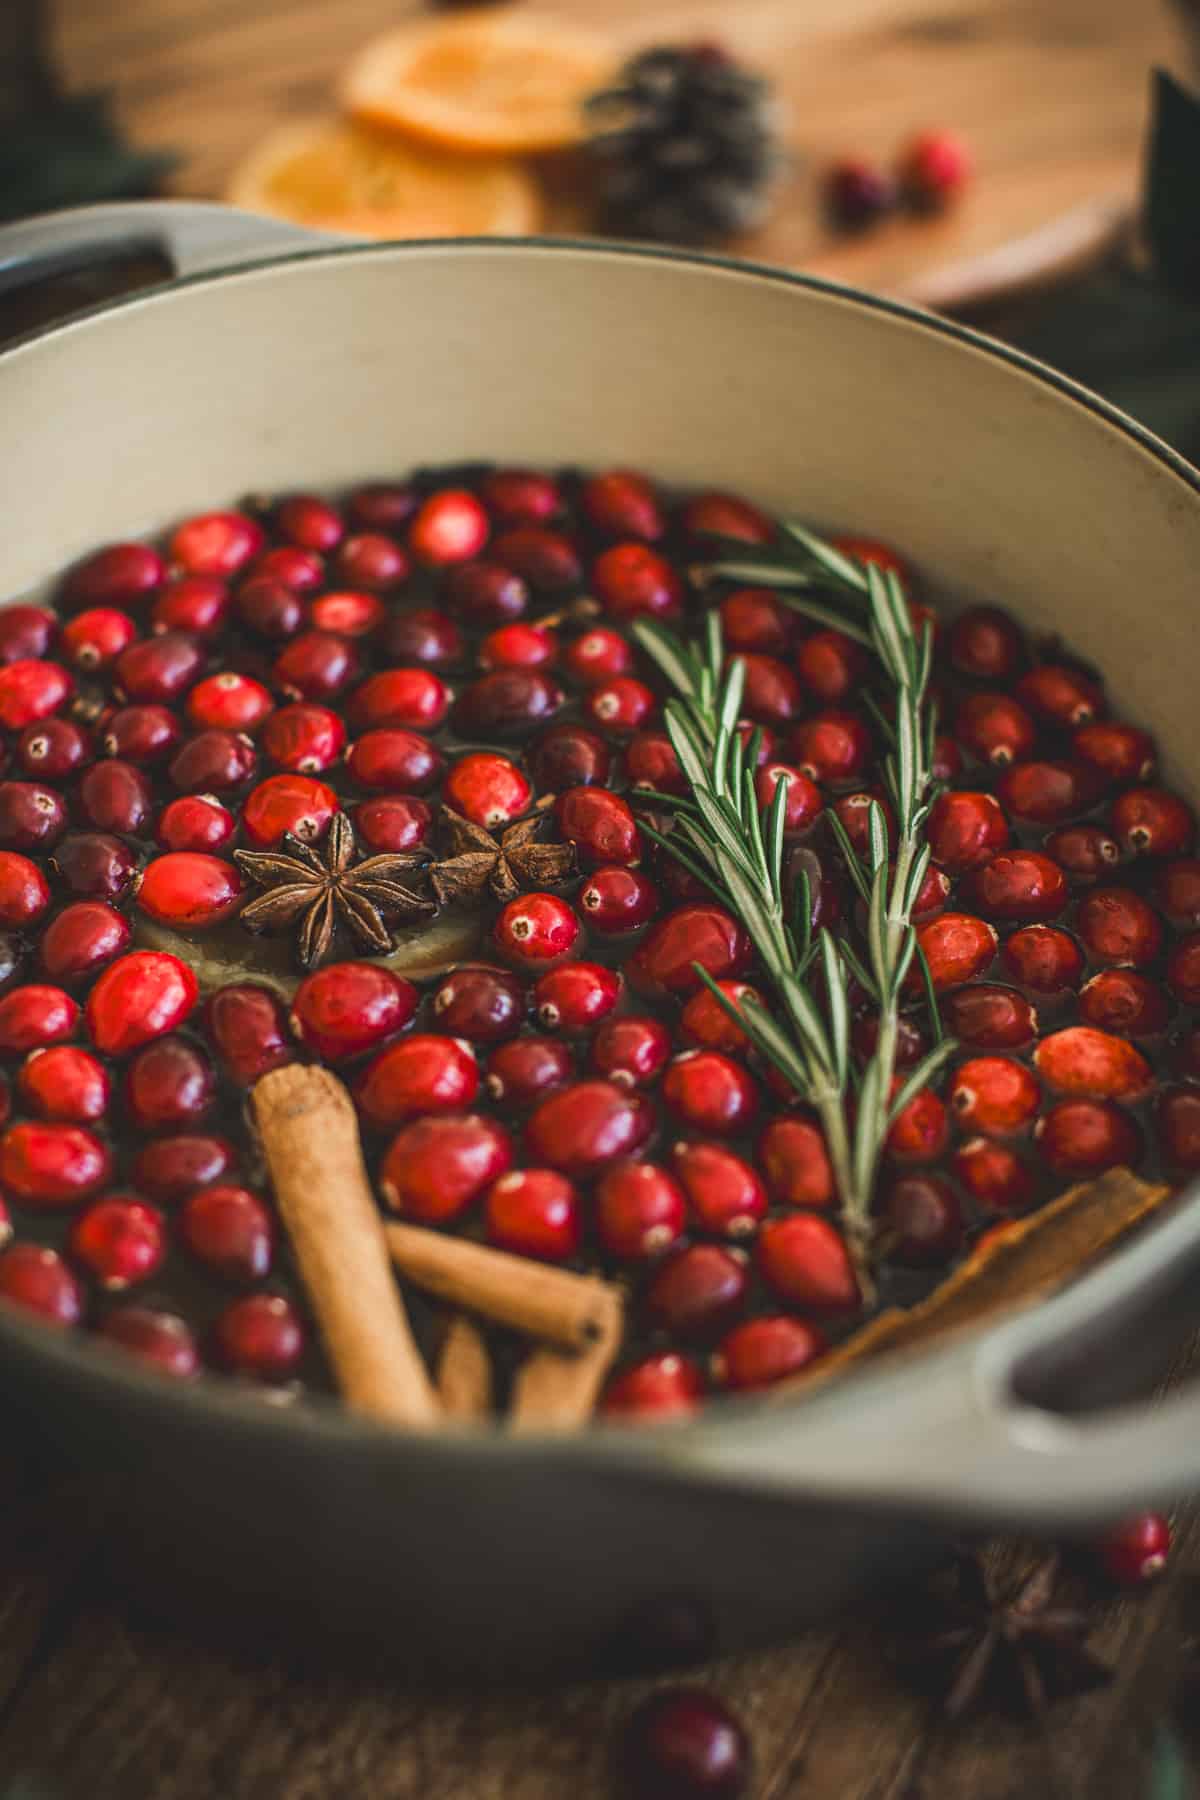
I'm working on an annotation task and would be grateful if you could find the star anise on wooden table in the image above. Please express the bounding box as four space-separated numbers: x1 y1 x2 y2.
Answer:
429 805 576 905
234 810 434 967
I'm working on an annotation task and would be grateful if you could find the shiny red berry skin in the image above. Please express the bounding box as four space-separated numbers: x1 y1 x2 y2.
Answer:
201 984 293 1087
555 788 641 868
926 790 1009 872
886 1086 949 1163
954 692 1036 768
1110 786 1195 858
170 510 263 577
0 1121 111 1207
578 866 660 934
213 1293 304 1381
186 671 273 733
1157 1087 1200 1170
256 548 328 594
529 723 611 792
443 752 530 829
261 703 346 774
0 781 65 852
593 543 683 620
757 1214 860 1312
408 489 489 565
942 983 1038 1049
883 1173 963 1265
585 675 657 736
1079 969 1168 1037
564 626 633 686
916 912 998 990
1075 886 1164 967
1152 858 1200 926
737 654 801 728
290 962 417 1063
1169 932 1200 1005
77 760 152 836
352 794 432 853
481 622 557 671
525 1079 653 1175
485 1035 573 1107
444 559 529 627
39 901 130 986
1035 1099 1143 1177
131 1133 236 1202
644 1243 749 1343
152 574 230 637
997 759 1100 826
487 524 580 594
380 1113 512 1221
663 1051 758 1135
1000 925 1084 995
62 606 138 671
356 1034 478 1129
178 1184 274 1283
718 588 790 656
1073 721 1156 786
431 966 523 1044
69 1195 166 1290
493 892 581 967
124 1035 215 1132
347 727 443 793
334 532 410 591
102 703 181 765
453 669 563 740
311 590 385 637
595 1160 687 1260
65 542 167 610
602 1351 705 1421
0 985 78 1055
275 493 344 552
0 1243 82 1326
714 1314 826 1391
115 633 202 705
948 1056 1041 1134
899 128 973 206
1017 663 1103 729
756 1115 833 1207
679 980 762 1054
1098 1513 1171 1586
273 630 361 702
383 607 464 667
965 851 1068 923
794 627 868 703
17 718 91 781
480 468 561 524
947 604 1024 680
168 728 256 795
682 490 773 544
99 1306 198 1378
754 762 823 834
0 851 49 927
235 576 306 640
136 853 243 929
533 961 620 1033
0 660 73 731
590 1015 672 1088
790 711 872 785
485 1167 580 1261
1043 823 1121 885
349 668 449 733
241 774 337 848
86 951 198 1057
18 1045 110 1123
671 1141 767 1238
582 469 665 541
0 605 56 665
347 482 418 531
953 1137 1035 1211
52 831 137 902
629 904 752 999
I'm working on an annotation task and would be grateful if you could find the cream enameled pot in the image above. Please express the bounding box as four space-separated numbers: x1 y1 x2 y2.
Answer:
2 202 1200 1674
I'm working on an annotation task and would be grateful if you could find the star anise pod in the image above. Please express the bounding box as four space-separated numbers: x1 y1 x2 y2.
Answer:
234 811 434 968
429 806 576 905
898 1548 1112 1722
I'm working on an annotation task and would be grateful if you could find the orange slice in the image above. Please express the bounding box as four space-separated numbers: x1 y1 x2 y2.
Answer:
227 117 541 238
341 13 616 155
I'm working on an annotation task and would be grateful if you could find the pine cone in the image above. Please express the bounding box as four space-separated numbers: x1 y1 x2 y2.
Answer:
585 45 780 245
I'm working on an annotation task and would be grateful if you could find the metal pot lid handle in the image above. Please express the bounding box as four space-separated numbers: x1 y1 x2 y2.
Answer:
661 1184 1200 1526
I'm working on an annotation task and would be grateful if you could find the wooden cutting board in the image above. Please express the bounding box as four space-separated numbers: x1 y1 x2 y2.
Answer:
52 0 1188 312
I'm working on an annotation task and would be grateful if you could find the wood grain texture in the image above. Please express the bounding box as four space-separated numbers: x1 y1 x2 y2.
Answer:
50 0 1191 304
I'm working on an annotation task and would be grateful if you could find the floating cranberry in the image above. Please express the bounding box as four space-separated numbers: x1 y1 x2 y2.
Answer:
202 983 293 1087
996 760 1099 826
352 794 431 853
1035 1099 1142 1177
103 703 181 765
1000 925 1083 995
115 632 202 706
941 983 1037 1050
355 1034 478 1129
168 728 256 794
682 490 773 544
828 791 894 860
734 654 799 729
0 780 65 851
565 626 633 687
69 1195 166 1290
186 671 273 734
757 1214 860 1312
899 127 973 207
1043 823 1120 886
99 1306 198 1378
953 1137 1036 1211
590 1015 672 1087
554 787 641 869
883 1173 963 1264
629 904 752 998
485 1035 573 1106
671 1141 767 1238
525 1080 652 1175
0 985 78 1056
235 576 306 640
948 1056 1040 1134
260 703 345 774
440 753 528 831
136 853 242 928
754 1115 833 1208
852 1011 929 1069
0 1243 82 1326
577 866 659 936
481 468 561 524
926 790 1009 872
1157 1087 1200 1170
275 493 344 552
753 763 823 836
529 723 611 791
916 912 998 990
178 1184 274 1282
346 670 447 737
790 711 872 786
62 606 138 671
132 1133 236 1202
409 489 489 565
289 962 416 1063
663 1051 758 1135
1017 663 1103 728
18 1045 110 1123
1073 721 1156 786
602 1352 705 1420
17 718 91 782
715 1315 826 1391
716 588 788 656
382 609 464 671
1079 969 1168 1037
493 892 581 967
453 669 562 741
644 1243 748 1343
238 773 334 848
1152 858 1200 926
965 850 1068 923
1111 786 1195 858
586 675 657 737
485 1167 580 1261
76 760 151 837
152 574 230 637
1075 886 1163 967
1169 933 1200 1005
1038 1028 1152 1104
623 734 685 798
886 1085 949 1163
0 660 73 732
273 630 361 702
65 542 166 611
346 727 443 793
213 1293 304 1381
582 469 665 541
0 851 49 927
596 1161 687 1259
124 1034 215 1133
481 622 557 672
495 526 583 593
39 901 130 985
953 692 1036 768
311 590 384 637
443 560 530 629
347 482 418 531
679 980 762 1054
911 863 952 922
1098 1513 1171 1587
593 543 683 621
170 510 263 577
379 1112 512 1221
0 605 56 665
51 832 135 901
795 627 868 702
86 951 198 1056
948 604 1023 679
533 962 620 1033
255 551 326 601
0 1121 111 1207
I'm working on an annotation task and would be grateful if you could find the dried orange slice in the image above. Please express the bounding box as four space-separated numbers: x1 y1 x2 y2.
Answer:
341 14 616 155
227 117 541 238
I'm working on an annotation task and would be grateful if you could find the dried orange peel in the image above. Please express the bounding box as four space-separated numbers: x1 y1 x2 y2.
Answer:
227 116 541 239
340 13 617 156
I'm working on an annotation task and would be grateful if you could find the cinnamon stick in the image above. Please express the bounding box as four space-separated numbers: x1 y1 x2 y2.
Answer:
509 1285 624 1432
436 1313 493 1421
776 1168 1170 1399
384 1222 622 1351
253 1064 440 1427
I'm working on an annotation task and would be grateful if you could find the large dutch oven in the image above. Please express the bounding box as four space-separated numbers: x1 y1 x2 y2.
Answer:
2 201 1200 1676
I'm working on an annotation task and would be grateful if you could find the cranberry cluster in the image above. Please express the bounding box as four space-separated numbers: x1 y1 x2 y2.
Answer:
0 465 1193 1419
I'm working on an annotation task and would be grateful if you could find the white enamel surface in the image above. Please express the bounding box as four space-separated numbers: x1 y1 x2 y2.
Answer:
3 240 1198 794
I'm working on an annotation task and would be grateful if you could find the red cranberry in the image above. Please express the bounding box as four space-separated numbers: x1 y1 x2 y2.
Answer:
0 1121 111 1207
883 1173 963 1264
1110 786 1195 858
736 654 801 728
273 631 360 702
0 604 57 664
790 711 873 786
443 753 530 830
274 493 344 552
671 1141 767 1238
432 966 523 1044
481 468 561 524
565 626 633 686
953 1137 1035 1211
925 791 1008 872
529 723 611 791
1152 858 1200 926
116 633 202 705
202 984 293 1086
630 904 752 998
39 901 130 985
383 607 464 667
1075 886 1164 967
346 728 443 793
596 1160 687 1260
1017 663 1103 729
953 692 1036 768
347 482 418 530
1157 1087 1200 1170
644 1243 749 1342
752 763 823 836
352 794 431 853
103 703 181 764
1035 1099 1143 1176
311 590 385 637
235 576 306 640
453 669 563 740
0 850 49 927
99 1306 198 1378
484 1167 580 1261
0 1244 82 1326
1073 721 1156 786
52 832 136 901
169 728 256 794
756 1115 834 1207
62 605 138 670
492 526 581 592
997 760 1100 826
582 468 665 540
290 962 416 1062
1098 1513 1171 1586
680 980 763 1054
261 703 345 773
485 1035 573 1106
525 1079 653 1175
590 1015 672 1088
1035 1026 1150 1101
715 1314 825 1390
1079 969 1168 1037
663 1051 758 1136
86 951 198 1056
69 1195 165 1290
556 788 641 868
886 1085 949 1163
757 1215 860 1312
681 490 773 543
379 1113 512 1220
533 962 620 1033
796 628 869 702
852 1011 929 1069
65 542 166 609
187 671 274 733
170 510 263 576
213 1293 304 1381
355 1035 478 1129
948 604 1024 679
132 1133 236 1202
941 983 1037 1049
0 660 73 731
255 548 326 592
585 675 657 736
916 912 998 990
123 1034 215 1132
716 588 788 657
624 732 685 797
948 1055 1040 1134
965 851 1068 923
1169 932 1200 1005
578 866 660 934
178 1184 273 1282
593 544 683 621
409 490 489 565
444 559 529 627
0 984 78 1055
900 127 973 206
77 760 152 836
493 893 581 967
152 575 230 637
136 853 242 928
0 780 65 850
1000 925 1084 995
481 622 557 671
240 774 335 848
1043 823 1121 885
17 718 91 781
346 671 447 737
18 1045 110 1123
602 1352 705 1420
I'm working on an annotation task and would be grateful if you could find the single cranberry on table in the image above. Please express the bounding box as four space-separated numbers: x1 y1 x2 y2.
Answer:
18 1045 110 1123
132 1133 237 1203
882 1173 963 1264
1035 1098 1143 1178
757 1214 861 1313
355 1034 479 1129
0 850 49 927
0 1121 111 1208
621 1686 751 1800
0 985 79 1056
948 1056 1041 1135
590 1014 672 1088
493 892 581 967
178 1184 274 1283
485 1035 573 1107
953 692 1036 768
899 127 973 208
596 1160 687 1260
484 1167 580 1261
379 1112 512 1221
999 927 1083 996
135 852 243 929
213 1292 304 1381
99 1305 199 1378
602 1351 705 1421
86 951 199 1057
953 1137 1036 1212
124 1036 216 1133
68 1195 166 1290
78 759 152 836
0 1243 83 1327
629 904 752 999
1097 1513 1171 1587
533 961 621 1033
1110 786 1196 858
290 963 417 1063
670 1141 767 1238
643 1243 749 1343
525 1079 653 1175
39 901 131 985
62 605 138 671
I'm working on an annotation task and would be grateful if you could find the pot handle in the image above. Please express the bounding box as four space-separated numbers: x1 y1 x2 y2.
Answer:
671 1185 1200 1526
0 199 346 292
